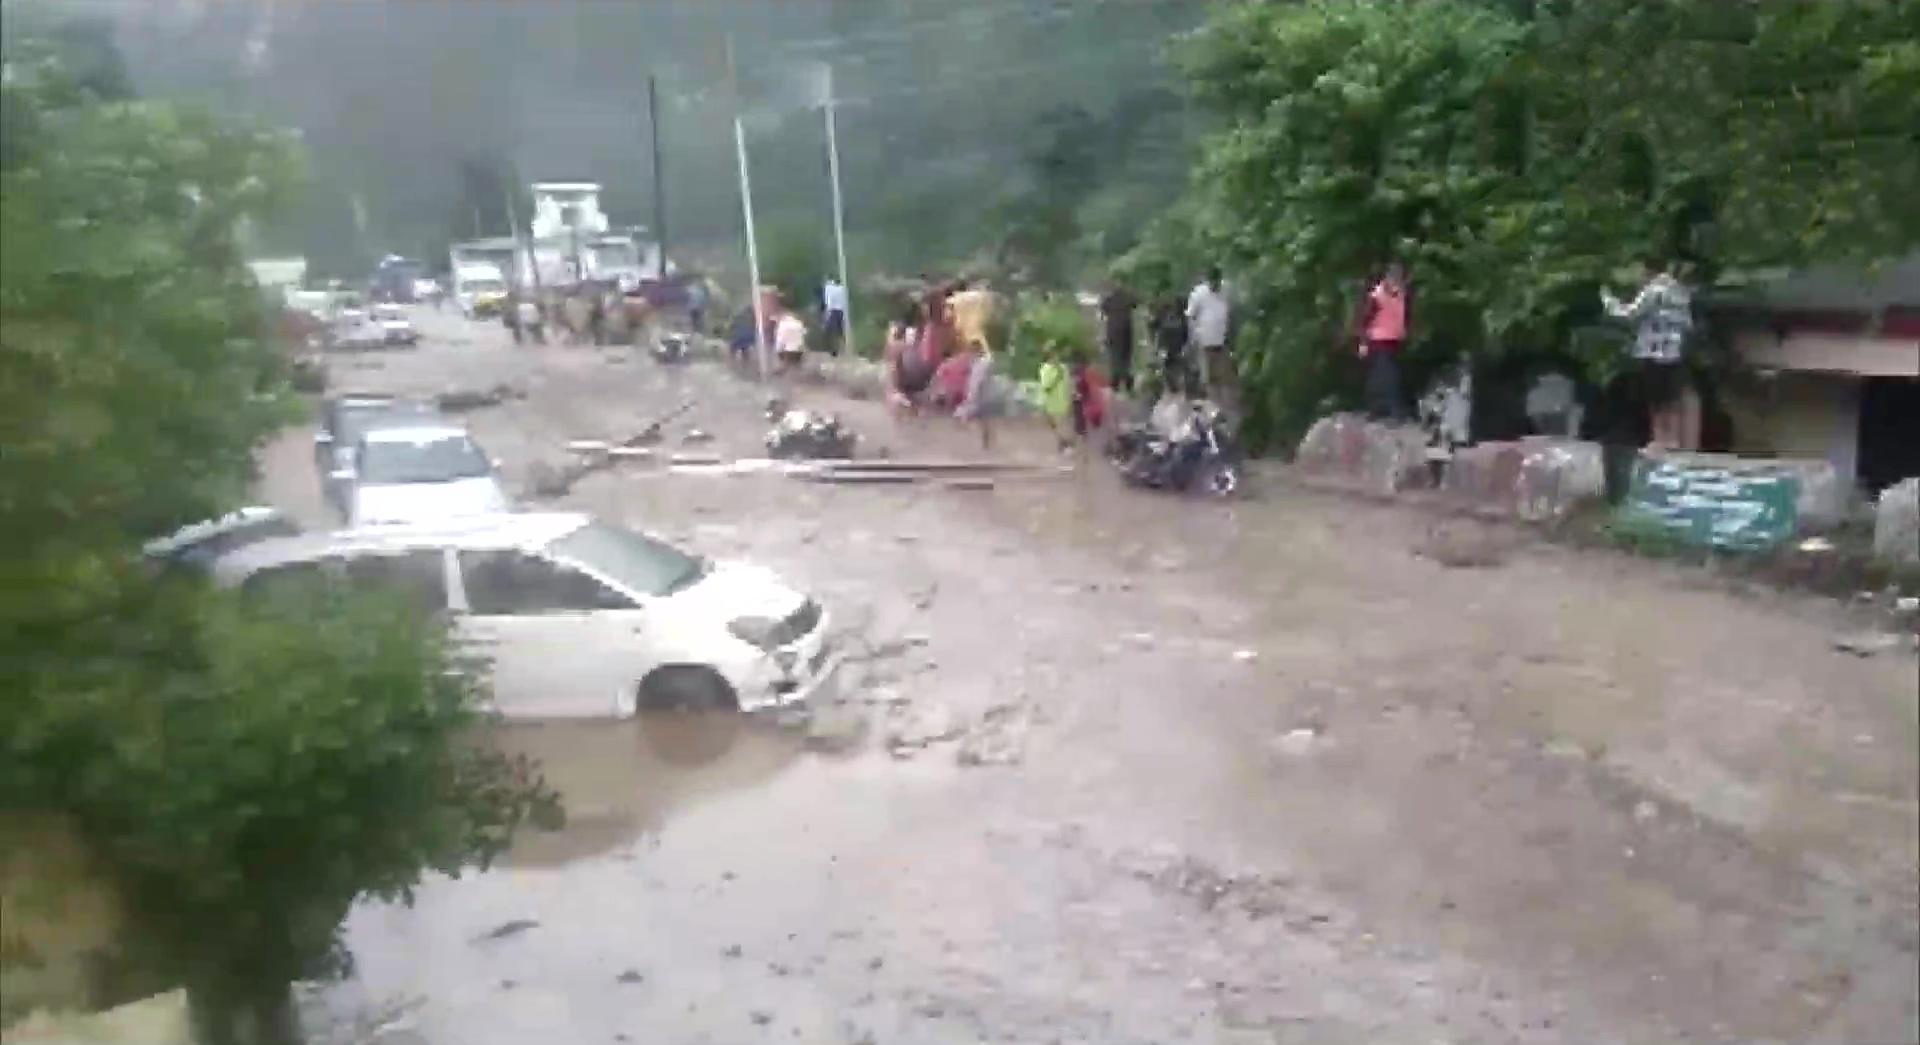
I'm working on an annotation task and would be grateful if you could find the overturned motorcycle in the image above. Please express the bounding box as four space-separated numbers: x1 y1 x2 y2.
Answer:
1106 398 1243 497
765 409 858 460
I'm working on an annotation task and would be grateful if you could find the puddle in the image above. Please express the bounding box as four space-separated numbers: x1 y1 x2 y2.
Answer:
497 711 802 867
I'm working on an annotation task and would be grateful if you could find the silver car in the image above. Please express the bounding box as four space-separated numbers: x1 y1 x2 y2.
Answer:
335 421 510 527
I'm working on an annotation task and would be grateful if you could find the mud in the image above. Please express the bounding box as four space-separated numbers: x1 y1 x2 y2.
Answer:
258 307 1918 1045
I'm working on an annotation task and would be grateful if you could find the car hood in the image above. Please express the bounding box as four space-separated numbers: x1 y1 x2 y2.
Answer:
662 561 806 623
351 477 508 526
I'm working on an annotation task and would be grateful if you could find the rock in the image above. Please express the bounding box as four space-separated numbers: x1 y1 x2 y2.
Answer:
1416 519 1511 568
885 702 961 755
616 969 645 985
750 1010 774 1026
1874 478 1919 563
956 704 1030 768
802 704 870 755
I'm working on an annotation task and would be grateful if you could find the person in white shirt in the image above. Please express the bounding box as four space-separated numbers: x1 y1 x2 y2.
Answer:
820 277 849 356
1185 266 1232 402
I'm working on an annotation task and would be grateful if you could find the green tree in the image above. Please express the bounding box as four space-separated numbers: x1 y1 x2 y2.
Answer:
1 24 555 1044
1146 0 1920 450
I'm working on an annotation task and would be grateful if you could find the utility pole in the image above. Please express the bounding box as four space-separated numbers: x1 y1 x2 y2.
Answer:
727 32 769 379
822 63 853 359
646 73 669 281
472 205 483 240
506 186 541 298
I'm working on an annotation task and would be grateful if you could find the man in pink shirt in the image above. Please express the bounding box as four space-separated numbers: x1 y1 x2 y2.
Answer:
1355 260 1409 420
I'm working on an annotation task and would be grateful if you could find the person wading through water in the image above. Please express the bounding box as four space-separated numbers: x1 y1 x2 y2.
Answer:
1353 260 1411 420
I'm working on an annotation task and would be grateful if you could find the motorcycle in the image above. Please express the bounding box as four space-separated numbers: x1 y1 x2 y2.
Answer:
1107 398 1242 497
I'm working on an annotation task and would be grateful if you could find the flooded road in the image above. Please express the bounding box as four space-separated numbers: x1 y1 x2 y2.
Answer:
268 309 1918 1045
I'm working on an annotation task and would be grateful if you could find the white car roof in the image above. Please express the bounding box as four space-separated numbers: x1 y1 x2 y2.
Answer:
361 423 470 444
213 511 593 581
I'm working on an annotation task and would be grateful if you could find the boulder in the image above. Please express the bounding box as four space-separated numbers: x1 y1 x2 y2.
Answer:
1294 413 1429 496
1443 437 1604 521
1875 478 1919 563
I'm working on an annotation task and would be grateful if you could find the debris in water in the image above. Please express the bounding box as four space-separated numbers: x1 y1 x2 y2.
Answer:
750 1010 774 1026
616 969 645 985
1833 631 1906 657
1232 649 1259 663
722 944 743 959
956 702 1030 768
1269 728 1321 757
682 427 714 444
886 702 962 756
472 919 539 944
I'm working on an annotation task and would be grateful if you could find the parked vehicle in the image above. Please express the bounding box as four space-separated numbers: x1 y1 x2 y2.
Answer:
334 421 510 527
314 393 441 508
1107 399 1243 497
142 506 299 573
208 512 842 718
371 303 419 346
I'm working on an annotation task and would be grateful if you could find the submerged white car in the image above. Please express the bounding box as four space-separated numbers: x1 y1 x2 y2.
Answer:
210 512 840 718
372 303 419 346
336 422 510 527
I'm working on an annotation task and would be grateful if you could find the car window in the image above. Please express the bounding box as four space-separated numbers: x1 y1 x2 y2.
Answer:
343 549 449 615
458 550 636 614
357 433 491 485
545 521 706 597
239 559 332 602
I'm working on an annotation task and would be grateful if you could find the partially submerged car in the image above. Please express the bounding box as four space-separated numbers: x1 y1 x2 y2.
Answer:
208 512 841 718
142 506 300 572
314 393 442 501
372 303 419 346
335 421 510 527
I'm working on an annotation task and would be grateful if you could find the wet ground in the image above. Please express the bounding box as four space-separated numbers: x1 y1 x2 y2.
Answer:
265 308 1918 1045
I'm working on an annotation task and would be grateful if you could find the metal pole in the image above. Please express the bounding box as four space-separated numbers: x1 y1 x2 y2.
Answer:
646 73 669 281
823 63 853 359
727 33 769 379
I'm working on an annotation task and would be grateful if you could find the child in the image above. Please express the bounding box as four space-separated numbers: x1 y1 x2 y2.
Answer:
1036 345 1075 452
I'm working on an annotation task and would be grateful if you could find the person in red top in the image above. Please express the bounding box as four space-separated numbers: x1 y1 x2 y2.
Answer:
1355 260 1410 420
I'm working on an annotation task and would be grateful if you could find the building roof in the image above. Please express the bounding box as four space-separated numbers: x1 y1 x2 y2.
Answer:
1714 253 1920 314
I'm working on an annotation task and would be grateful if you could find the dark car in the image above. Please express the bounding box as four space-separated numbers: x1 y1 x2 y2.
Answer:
314 393 441 510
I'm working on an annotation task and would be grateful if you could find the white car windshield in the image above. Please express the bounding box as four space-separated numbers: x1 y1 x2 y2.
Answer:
358 434 491 485
547 521 705 597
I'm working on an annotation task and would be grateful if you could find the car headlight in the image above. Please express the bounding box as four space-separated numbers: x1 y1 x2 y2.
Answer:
727 617 781 651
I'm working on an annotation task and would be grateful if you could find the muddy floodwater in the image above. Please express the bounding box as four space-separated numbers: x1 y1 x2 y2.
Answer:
271 308 1918 1045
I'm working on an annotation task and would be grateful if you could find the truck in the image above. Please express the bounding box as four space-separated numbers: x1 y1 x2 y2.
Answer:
447 240 516 317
